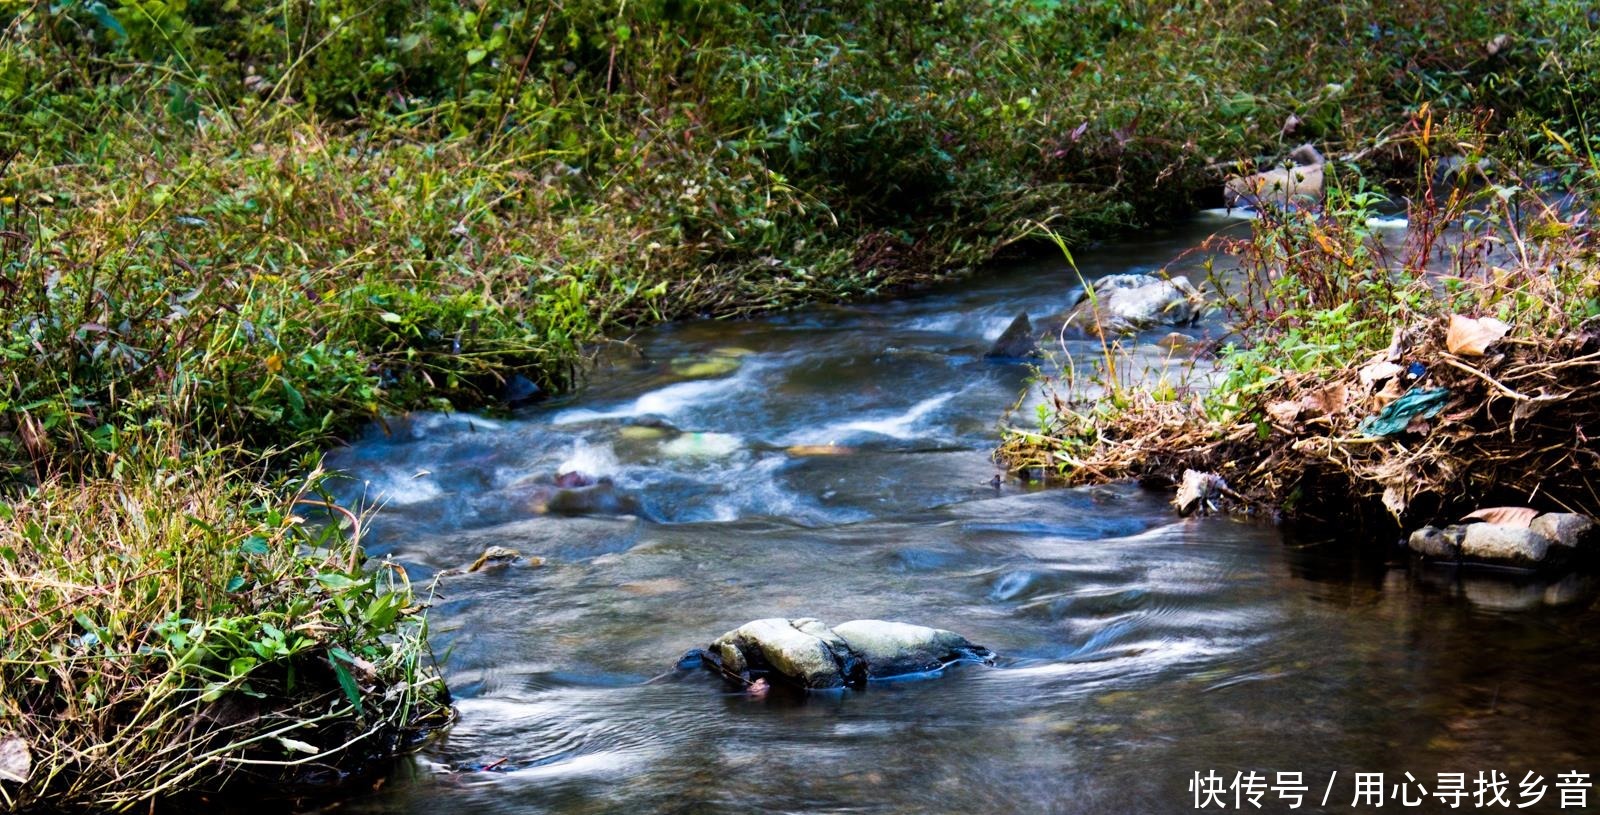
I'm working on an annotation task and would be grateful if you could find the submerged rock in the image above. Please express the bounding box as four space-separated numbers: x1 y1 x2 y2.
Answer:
661 431 742 459
521 476 640 516
670 348 749 379
692 617 993 690
785 444 854 457
985 311 1039 359
438 545 544 576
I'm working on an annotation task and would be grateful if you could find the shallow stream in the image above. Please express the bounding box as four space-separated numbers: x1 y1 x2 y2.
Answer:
322 217 1600 814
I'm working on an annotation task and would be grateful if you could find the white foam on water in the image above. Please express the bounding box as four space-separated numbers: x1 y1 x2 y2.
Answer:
1365 214 1409 229
699 455 801 522
363 471 442 506
798 391 957 442
550 368 756 425
504 749 641 781
903 312 1019 338
557 438 620 478
388 411 505 440
1197 207 1260 221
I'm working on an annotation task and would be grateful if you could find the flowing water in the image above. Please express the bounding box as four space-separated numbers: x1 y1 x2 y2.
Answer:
319 217 1600 814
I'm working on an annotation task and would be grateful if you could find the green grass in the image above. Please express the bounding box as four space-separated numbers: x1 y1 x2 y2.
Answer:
6 0 1576 480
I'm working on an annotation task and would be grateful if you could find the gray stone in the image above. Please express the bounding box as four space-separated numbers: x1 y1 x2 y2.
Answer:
985 311 1038 359
709 618 864 689
832 620 996 678
1530 513 1597 550
1408 526 1463 559
1224 144 1326 210
1286 144 1326 167
1056 274 1203 336
1459 524 1553 567
698 617 992 690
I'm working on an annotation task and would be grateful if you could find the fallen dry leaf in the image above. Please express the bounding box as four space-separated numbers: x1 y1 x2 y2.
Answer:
1382 485 1408 518
0 734 31 783
1462 507 1539 528
1446 314 1511 356
1358 361 1403 389
1266 400 1301 424
1375 378 1407 405
1300 384 1348 417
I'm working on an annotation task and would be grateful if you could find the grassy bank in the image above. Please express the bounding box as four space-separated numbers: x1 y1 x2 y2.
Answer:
3 0 1570 481
1002 112 1600 526
3 0 1597 807
0 458 451 810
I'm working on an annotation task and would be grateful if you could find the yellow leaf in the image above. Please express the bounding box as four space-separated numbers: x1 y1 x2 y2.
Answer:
1445 314 1510 356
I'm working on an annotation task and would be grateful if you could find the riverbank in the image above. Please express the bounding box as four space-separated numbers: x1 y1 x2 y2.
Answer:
3 0 1597 808
1001 115 1600 530
0 461 453 811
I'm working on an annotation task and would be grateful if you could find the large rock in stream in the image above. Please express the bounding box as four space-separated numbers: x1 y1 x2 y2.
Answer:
831 620 993 677
984 311 1039 359
690 618 995 690
1044 273 1204 337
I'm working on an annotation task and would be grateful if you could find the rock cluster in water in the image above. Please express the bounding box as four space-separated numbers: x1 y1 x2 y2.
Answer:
1408 513 1597 568
686 618 995 690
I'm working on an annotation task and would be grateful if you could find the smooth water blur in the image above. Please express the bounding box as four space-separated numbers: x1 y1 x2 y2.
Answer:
316 218 1600 815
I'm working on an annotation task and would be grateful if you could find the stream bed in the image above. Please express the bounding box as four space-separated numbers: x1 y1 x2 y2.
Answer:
320 218 1600 814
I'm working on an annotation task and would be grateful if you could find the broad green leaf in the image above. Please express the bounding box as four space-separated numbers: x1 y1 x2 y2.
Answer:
328 648 365 716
